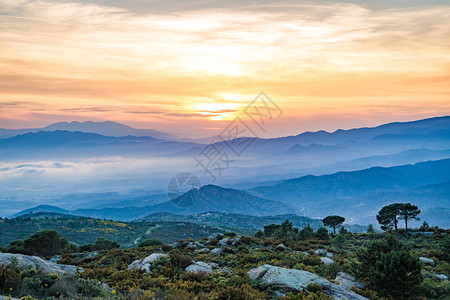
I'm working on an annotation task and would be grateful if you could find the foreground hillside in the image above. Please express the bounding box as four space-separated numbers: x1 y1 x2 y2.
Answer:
0 221 448 299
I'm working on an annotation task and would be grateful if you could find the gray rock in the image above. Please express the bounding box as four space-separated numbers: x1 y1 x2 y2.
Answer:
276 244 288 251
326 252 334 258
186 261 214 274
248 264 367 300
218 238 232 247
211 248 224 255
435 274 448 280
49 255 62 263
187 241 206 249
194 248 210 254
335 272 365 290
208 233 222 239
0 253 81 275
321 257 334 265
128 253 168 272
86 251 99 258
168 242 180 248
208 262 219 268
314 249 328 256
419 257 435 266
0 296 19 300
248 264 271 281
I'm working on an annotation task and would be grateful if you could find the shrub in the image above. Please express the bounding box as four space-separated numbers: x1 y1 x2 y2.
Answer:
169 250 193 269
23 230 69 258
352 235 422 299
315 227 329 240
296 225 314 240
224 232 237 237
138 239 163 247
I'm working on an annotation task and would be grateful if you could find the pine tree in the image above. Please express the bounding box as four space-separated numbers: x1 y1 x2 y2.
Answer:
376 203 402 236
351 235 422 299
372 250 422 299
322 215 345 234
398 203 420 235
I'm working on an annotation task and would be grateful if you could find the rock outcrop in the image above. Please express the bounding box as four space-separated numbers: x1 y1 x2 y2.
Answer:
320 257 334 265
0 253 81 275
248 264 367 300
185 261 213 274
334 272 365 290
128 253 168 273
435 274 448 280
419 257 435 266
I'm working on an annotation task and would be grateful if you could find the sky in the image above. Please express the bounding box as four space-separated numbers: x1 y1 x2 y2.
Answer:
0 0 449 138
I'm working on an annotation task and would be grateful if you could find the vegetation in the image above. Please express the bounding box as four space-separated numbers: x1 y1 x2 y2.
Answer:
0 206 448 299
322 216 345 234
377 203 421 236
0 213 225 247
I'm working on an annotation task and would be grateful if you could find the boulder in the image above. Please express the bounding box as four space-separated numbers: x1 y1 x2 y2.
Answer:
0 253 81 275
1 296 19 300
419 257 435 266
321 257 334 265
248 264 367 300
314 249 328 256
208 233 222 239
435 274 448 280
207 262 219 268
218 238 231 247
194 248 210 254
326 252 334 258
187 241 206 249
86 251 99 259
211 248 224 255
334 272 365 290
185 261 214 274
128 253 168 272
248 264 271 281
276 244 288 251
49 255 62 263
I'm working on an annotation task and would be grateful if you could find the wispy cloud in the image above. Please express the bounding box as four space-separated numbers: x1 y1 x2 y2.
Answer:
0 1 449 135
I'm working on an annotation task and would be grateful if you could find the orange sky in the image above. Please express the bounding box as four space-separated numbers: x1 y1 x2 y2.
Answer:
0 0 449 137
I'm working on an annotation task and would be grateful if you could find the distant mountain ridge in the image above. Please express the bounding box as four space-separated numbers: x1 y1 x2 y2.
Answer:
251 159 450 225
11 185 296 220
0 121 174 140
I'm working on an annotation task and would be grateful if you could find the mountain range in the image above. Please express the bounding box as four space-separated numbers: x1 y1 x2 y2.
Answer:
1 116 449 227
0 121 174 140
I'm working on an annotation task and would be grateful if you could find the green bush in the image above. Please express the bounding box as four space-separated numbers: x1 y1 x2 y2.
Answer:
138 239 163 247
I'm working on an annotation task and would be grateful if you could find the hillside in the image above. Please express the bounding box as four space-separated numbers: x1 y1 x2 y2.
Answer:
0 212 225 247
12 185 296 220
141 211 368 233
251 159 450 225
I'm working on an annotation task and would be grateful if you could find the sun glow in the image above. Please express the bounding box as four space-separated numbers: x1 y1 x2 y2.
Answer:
192 102 240 121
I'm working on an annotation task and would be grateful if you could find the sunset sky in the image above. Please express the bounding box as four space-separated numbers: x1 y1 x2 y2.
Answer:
0 0 449 138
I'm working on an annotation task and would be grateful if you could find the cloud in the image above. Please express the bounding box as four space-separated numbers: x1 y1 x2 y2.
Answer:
0 0 449 136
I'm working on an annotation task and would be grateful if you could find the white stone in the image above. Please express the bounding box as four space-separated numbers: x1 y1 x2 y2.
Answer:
334 272 365 290
435 274 448 280
419 257 435 266
128 253 168 273
321 257 334 265
185 261 213 274
0 253 81 275
248 264 367 300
